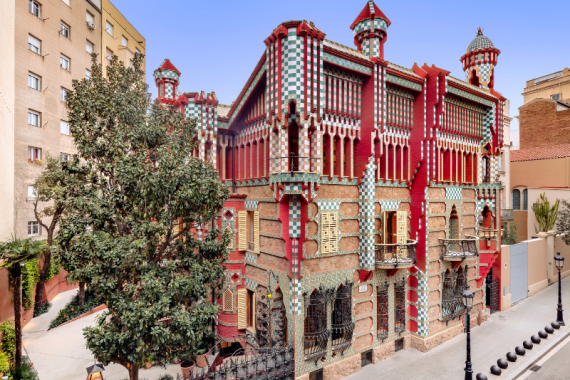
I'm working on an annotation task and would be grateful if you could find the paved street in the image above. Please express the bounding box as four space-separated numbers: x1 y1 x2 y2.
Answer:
345 276 570 380
517 334 570 380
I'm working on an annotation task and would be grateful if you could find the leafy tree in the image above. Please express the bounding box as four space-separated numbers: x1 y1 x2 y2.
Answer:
56 53 229 380
501 222 519 245
533 192 560 233
0 237 46 367
557 200 570 245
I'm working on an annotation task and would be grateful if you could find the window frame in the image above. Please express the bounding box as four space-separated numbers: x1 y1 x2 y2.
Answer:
28 73 41 90
27 185 37 199
60 87 68 102
105 21 114 36
60 120 70 135
29 0 41 18
512 189 521 210
60 54 71 71
60 21 70 38
28 34 41 54
122 35 128 47
28 110 40 127
86 39 94 54
85 69 92 79
28 146 42 161
105 47 113 63
86 11 94 24
28 221 40 237
61 153 70 161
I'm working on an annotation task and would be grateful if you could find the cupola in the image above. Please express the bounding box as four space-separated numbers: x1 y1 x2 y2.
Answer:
350 1 390 60
460 28 501 90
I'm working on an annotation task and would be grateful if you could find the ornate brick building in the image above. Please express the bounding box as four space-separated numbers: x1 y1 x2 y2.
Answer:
154 2 506 378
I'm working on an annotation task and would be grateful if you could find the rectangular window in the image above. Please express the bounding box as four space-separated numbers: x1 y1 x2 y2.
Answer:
62 0 70 6
60 22 70 38
85 69 91 79
60 87 68 101
106 21 113 36
135 48 140 55
28 73 40 90
238 289 256 331
60 54 70 70
28 147 42 161
28 110 40 127
105 48 113 62
122 35 128 47
320 212 338 254
86 39 94 53
28 185 37 198
86 11 94 23
61 153 69 161
60 120 69 135
551 94 560 100
29 0 41 17
28 35 41 54
28 221 40 237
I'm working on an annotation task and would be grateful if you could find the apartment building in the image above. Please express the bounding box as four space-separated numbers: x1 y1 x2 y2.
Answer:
0 0 143 241
523 68 570 105
102 0 145 76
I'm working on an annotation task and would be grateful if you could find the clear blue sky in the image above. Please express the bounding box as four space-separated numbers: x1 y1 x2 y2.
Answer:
115 0 570 131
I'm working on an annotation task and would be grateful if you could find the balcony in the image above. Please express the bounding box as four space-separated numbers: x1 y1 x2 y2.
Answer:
439 236 478 261
270 153 320 176
478 228 499 240
501 209 514 221
375 240 417 269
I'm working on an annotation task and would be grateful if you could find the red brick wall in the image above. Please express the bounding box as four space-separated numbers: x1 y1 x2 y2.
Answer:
519 100 570 149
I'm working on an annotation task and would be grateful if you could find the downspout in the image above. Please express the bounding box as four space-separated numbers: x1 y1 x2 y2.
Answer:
232 136 236 193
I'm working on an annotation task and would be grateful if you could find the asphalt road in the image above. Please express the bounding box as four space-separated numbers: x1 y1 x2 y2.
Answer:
517 333 570 380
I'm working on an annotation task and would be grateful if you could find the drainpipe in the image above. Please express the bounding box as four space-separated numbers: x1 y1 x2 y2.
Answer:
232 136 236 194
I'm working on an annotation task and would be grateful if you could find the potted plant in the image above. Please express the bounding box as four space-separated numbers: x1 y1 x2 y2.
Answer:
179 359 195 379
144 355 153 369
180 330 216 377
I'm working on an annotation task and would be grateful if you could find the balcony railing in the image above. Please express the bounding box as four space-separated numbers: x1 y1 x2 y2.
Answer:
439 236 478 261
478 228 499 240
270 153 320 174
501 209 514 221
375 240 417 269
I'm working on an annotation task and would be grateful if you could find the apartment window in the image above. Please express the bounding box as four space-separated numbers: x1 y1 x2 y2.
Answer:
105 48 113 63
122 35 128 47
62 0 70 6
29 0 41 17
28 73 41 90
551 94 560 100
105 21 113 36
60 87 68 101
85 69 91 79
60 22 70 38
28 221 40 237
28 35 41 54
28 147 42 161
60 120 70 135
61 153 70 161
135 48 140 55
512 189 521 210
28 185 37 199
28 110 40 127
86 39 94 53
60 54 70 71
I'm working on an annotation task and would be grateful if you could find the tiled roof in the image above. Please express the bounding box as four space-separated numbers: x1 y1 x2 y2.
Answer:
466 30 495 53
217 104 231 118
386 61 421 79
511 143 570 162
323 39 369 60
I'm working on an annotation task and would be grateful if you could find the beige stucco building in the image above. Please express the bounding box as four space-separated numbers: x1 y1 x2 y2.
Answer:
0 0 144 241
101 0 145 76
499 99 513 223
523 68 570 104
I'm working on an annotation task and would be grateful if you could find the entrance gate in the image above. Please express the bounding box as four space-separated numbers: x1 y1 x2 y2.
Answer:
510 242 528 304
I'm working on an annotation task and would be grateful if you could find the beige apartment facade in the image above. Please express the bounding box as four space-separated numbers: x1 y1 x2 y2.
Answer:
101 0 145 76
523 68 570 104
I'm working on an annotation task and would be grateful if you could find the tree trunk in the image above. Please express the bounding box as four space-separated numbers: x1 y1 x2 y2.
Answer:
34 248 51 308
78 282 85 305
13 266 23 368
128 363 139 380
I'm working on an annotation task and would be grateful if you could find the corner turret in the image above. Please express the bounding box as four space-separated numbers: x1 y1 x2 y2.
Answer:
350 0 390 60
460 28 501 90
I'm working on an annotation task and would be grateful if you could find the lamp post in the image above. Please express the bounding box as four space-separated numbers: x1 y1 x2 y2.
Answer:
555 253 565 326
462 283 475 380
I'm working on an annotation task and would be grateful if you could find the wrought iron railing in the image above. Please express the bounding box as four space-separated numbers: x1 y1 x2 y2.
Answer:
394 279 407 335
439 236 478 260
331 282 354 354
441 267 467 323
270 153 320 174
375 240 417 268
377 283 389 341
303 288 331 361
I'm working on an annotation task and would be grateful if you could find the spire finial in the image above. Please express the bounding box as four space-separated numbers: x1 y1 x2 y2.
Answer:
477 27 483 35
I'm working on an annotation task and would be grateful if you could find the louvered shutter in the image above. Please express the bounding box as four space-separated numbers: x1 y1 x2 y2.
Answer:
237 288 247 329
382 212 388 244
251 292 256 332
223 288 234 312
396 211 407 258
254 211 260 253
321 213 330 253
238 211 247 251
329 213 338 252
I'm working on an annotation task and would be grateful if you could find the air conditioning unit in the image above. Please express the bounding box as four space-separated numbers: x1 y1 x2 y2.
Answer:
87 21 96 30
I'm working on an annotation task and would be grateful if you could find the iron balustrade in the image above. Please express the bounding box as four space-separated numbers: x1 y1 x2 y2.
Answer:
331 282 355 354
270 153 320 174
439 236 478 261
441 267 467 323
303 288 332 362
377 283 389 341
394 279 407 335
478 228 499 240
375 240 417 268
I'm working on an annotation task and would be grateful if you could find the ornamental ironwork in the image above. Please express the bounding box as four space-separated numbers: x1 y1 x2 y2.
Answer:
271 289 288 349
331 282 355 354
441 267 467 323
394 278 406 335
375 240 417 269
439 236 478 261
303 287 333 362
178 346 295 380
256 280 288 349
488 276 500 314
377 282 389 341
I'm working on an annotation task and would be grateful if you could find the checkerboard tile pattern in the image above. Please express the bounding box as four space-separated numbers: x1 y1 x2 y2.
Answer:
359 158 376 270
245 200 259 210
446 187 462 200
289 196 301 238
291 278 302 315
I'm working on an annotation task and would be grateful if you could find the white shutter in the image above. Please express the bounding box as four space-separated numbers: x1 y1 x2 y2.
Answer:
238 211 247 251
62 0 70 6
237 289 247 329
28 35 40 53
86 40 93 53
122 36 128 47
106 21 113 36
86 12 94 23
60 121 69 135
254 211 260 253
85 70 91 79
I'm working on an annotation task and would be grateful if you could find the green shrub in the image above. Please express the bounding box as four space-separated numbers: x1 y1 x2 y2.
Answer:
0 351 10 374
8 356 38 380
49 288 99 329
0 320 16 364
33 302 52 318
21 259 40 311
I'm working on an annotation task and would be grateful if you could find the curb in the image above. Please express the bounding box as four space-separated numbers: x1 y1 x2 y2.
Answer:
49 304 107 330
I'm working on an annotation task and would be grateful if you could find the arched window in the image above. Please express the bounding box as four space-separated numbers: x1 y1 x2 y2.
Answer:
331 283 354 353
441 268 466 323
512 189 520 210
523 189 528 211
304 289 328 361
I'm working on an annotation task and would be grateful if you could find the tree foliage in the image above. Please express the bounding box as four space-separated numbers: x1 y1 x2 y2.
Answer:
557 200 570 246
533 193 560 233
56 53 229 380
501 222 519 245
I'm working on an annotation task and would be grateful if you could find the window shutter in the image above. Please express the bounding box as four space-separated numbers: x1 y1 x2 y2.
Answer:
238 211 247 251
254 211 260 253
321 213 330 253
396 211 407 246
223 288 234 312
382 212 387 244
329 213 338 252
321 212 338 254
251 292 256 332
237 288 247 329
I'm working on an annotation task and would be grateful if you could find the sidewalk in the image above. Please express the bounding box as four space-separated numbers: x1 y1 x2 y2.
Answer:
345 276 570 380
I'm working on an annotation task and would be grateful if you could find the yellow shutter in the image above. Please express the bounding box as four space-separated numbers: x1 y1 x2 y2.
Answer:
396 211 407 249
237 288 247 329
254 211 260 253
321 212 338 254
251 292 256 332
382 212 387 244
238 211 247 251
223 288 234 312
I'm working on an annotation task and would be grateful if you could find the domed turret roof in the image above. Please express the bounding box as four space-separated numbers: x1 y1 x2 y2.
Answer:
466 28 494 53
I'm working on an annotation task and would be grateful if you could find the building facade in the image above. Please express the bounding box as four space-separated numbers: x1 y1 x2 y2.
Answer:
155 2 506 378
523 68 570 105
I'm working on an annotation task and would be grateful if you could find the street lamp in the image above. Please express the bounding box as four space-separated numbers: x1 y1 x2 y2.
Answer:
462 283 475 380
555 253 565 326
